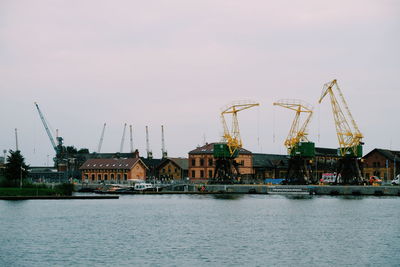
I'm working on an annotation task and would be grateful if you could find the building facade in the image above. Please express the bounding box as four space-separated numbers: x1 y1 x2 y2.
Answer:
157 158 189 181
188 143 253 183
363 148 400 181
79 158 147 183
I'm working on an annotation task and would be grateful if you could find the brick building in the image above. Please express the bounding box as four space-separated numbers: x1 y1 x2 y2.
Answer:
188 143 253 182
157 157 189 181
79 158 148 183
363 148 400 181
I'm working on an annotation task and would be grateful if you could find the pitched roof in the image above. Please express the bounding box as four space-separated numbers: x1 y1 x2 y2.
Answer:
159 157 189 170
79 158 142 170
140 157 163 169
363 148 400 161
188 142 252 155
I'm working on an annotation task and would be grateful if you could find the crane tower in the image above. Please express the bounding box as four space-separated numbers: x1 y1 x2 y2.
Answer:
211 100 259 184
273 99 315 184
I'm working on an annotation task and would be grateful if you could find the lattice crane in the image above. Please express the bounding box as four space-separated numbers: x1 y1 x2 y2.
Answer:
212 100 259 184
220 101 259 157
318 79 364 184
318 79 363 157
273 99 315 184
273 99 314 156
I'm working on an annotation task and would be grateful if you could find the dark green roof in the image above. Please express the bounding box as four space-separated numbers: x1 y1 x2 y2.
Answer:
252 153 288 169
189 142 252 155
315 147 338 157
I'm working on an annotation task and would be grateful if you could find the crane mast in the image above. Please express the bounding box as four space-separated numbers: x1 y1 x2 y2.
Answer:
146 126 153 159
129 125 134 153
97 123 106 153
161 125 167 158
119 123 127 153
319 79 363 157
15 128 19 151
34 102 57 151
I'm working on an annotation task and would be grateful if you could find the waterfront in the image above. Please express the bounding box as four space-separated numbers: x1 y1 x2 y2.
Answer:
1 195 400 266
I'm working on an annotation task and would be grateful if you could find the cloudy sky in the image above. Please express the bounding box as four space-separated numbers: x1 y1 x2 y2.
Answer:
1 0 399 165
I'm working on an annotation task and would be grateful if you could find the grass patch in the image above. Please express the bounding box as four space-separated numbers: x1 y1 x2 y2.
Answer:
0 184 74 196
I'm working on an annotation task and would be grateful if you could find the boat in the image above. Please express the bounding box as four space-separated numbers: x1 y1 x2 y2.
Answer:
134 183 163 192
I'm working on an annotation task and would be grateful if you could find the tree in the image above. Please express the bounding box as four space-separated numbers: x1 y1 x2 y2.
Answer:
4 150 29 187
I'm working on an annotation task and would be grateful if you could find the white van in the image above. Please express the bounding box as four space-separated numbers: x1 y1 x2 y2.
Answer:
392 174 399 185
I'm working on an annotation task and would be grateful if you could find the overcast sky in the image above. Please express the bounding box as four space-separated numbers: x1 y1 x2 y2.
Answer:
1 0 399 165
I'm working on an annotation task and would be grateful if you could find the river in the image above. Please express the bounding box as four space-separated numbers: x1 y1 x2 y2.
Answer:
1 194 399 266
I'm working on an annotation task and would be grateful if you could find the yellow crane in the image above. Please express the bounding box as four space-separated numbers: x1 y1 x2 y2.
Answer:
273 99 314 156
219 101 259 157
318 79 363 157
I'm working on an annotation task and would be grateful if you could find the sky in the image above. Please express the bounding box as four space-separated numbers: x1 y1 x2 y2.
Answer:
1 0 399 166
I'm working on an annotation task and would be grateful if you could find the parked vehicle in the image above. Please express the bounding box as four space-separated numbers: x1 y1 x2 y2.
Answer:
320 173 340 184
134 183 162 192
369 176 382 185
392 175 400 185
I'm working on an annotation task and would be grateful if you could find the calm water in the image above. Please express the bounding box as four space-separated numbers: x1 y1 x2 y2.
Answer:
1 194 400 267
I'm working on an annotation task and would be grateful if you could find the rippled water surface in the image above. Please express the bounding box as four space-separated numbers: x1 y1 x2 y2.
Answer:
1 194 400 266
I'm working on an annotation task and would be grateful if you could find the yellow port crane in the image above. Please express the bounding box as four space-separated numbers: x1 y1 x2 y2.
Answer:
273 99 314 156
220 100 260 157
318 79 363 157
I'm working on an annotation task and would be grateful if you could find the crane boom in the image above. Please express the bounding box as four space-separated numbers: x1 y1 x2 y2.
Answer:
34 102 57 151
129 125 134 153
97 123 106 153
119 123 127 153
318 79 363 157
220 100 259 157
273 99 313 154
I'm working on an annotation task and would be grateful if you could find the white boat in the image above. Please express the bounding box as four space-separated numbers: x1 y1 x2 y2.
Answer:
134 183 162 192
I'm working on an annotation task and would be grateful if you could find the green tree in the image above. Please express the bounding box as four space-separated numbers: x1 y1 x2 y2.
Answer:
4 150 29 187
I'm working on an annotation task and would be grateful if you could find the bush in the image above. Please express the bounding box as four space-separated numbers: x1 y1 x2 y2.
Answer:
55 183 74 196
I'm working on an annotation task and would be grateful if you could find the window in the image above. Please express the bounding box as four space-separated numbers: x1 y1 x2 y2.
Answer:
124 174 128 180
192 170 195 178
175 168 177 173
117 174 121 180
104 174 108 180
200 170 204 177
111 174 114 180
241 160 245 166
97 174 102 180
208 170 213 178
208 159 213 166
200 159 204 166
192 159 195 166
91 174 95 180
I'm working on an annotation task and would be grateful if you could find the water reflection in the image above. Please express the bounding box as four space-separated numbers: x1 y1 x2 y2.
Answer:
212 194 244 200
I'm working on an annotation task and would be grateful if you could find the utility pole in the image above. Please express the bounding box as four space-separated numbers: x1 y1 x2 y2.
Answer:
129 125 134 153
15 128 19 151
119 123 127 153
146 126 152 159
161 125 167 158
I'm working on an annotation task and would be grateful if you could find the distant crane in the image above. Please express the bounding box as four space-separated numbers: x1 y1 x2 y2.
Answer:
161 125 167 158
146 126 153 159
211 100 259 184
97 123 106 153
273 99 315 184
319 79 364 184
15 128 19 151
129 125 134 153
119 123 127 153
34 102 64 166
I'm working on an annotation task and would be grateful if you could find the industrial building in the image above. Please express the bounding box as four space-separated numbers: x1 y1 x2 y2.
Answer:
79 158 148 183
362 148 400 181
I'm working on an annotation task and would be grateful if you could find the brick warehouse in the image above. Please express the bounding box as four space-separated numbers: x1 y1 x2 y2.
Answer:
79 158 148 183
